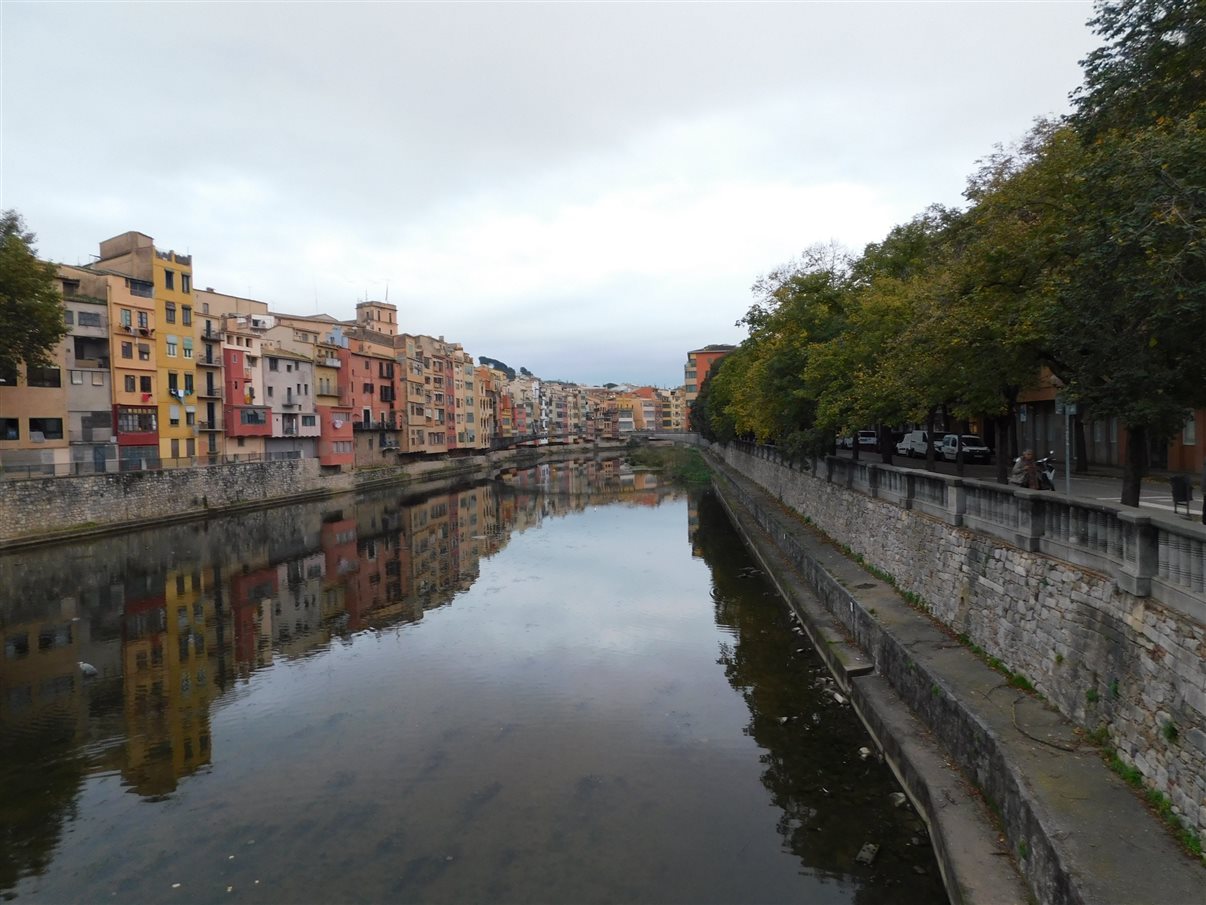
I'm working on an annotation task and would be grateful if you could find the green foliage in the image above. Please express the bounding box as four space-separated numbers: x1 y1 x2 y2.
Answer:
1162 720 1179 743
1073 0 1206 137
1087 688 1101 704
692 1 1206 509
477 356 515 380
1008 674 1036 693
0 211 67 379
625 446 711 486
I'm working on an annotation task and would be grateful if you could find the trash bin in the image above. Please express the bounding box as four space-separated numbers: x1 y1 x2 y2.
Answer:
1170 475 1192 516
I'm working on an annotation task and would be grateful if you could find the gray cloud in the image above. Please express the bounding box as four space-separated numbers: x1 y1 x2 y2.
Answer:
3 2 1098 386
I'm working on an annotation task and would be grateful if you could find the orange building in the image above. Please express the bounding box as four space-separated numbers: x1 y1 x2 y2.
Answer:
684 345 735 405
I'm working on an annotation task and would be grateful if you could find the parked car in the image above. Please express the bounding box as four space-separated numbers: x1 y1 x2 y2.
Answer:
856 430 878 452
898 430 933 457
939 433 993 463
837 434 853 449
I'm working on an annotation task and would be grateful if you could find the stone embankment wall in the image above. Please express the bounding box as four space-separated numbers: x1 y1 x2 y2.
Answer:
0 459 353 545
0 442 627 548
716 443 1206 836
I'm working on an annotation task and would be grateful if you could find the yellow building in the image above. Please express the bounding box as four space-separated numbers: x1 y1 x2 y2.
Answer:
93 232 198 463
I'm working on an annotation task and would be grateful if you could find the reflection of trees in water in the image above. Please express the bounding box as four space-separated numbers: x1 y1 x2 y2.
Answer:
0 717 87 892
692 490 948 905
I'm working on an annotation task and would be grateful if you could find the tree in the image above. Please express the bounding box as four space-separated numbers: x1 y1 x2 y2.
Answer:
1051 0 1206 504
0 211 67 381
726 245 850 455
1072 0 1206 138
1043 110 1206 504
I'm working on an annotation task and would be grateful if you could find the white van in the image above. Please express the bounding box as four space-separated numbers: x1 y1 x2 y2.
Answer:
896 430 933 457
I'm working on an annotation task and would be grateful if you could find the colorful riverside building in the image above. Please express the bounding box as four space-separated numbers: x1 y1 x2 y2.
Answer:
342 301 402 466
195 297 224 461
93 232 198 465
221 317 271 456
683 344 735 407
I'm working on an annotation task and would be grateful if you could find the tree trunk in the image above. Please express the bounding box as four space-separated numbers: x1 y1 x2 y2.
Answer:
1073 415 1089 474
925 409 937 471
1121 424 1148 507
994 414 1012 483
879 423 893 464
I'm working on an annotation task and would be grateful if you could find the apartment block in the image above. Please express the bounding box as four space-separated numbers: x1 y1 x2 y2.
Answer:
684 344 735 405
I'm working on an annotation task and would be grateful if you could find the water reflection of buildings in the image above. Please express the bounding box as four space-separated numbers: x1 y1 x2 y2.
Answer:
0 457 680 816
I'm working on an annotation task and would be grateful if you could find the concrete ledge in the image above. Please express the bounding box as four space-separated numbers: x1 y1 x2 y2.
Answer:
709 456 1203 905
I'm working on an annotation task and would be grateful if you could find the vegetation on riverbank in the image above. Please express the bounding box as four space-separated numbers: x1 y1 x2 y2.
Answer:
625 444 711 486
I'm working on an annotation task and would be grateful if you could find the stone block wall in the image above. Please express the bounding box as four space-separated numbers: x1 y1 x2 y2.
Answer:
717 443 1206 836
0 460 355 544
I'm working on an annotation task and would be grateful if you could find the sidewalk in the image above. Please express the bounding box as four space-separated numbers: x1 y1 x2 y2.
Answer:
711 457 1204 905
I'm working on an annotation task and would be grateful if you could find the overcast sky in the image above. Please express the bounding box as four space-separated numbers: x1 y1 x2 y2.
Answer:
2 2 1100 387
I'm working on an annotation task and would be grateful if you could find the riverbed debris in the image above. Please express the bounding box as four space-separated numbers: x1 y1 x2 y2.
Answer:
855 843 879 865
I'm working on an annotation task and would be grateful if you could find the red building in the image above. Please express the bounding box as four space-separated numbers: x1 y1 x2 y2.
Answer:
222 347 271 440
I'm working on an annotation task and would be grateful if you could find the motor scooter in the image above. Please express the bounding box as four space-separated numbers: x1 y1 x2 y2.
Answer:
1035 452 1056 490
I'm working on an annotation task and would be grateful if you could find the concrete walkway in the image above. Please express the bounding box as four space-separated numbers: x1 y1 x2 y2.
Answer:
710 456 1203 905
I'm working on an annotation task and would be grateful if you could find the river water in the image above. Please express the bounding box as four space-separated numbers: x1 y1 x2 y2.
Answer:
0 457 947 903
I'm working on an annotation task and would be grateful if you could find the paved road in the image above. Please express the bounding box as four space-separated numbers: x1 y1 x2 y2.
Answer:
834 449 1206 527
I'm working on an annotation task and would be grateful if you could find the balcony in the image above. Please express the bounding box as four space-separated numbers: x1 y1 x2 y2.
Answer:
197 421 224 432
353 419 398 432
197 386 224 399
198 351 220 367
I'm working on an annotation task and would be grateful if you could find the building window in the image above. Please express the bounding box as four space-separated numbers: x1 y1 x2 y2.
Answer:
169 405 180 427
164 270 175 290
71 371 84 385
138 344 150 361
302 415 316 427
166 336 178 357
117 407 157 433
1184 417 1197 446
182 305 192 325
183 338 193 359
165 302 176 324
64 310 75 325
169 373 179 393
121 309 132 328
27 367 61 388
0 418 18 440
125 375 136 392
186 410 196 426
28 418 64 440
184 373 194 394
268 358 279 371
137 310 148 329
266 386 274 398
121 342 133 359
140 375 152 393
240 409 267 425
92 372 105 386
78 311 102 327
182 274 191 294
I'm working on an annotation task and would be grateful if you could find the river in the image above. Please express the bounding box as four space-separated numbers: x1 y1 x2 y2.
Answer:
0 457 947 903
